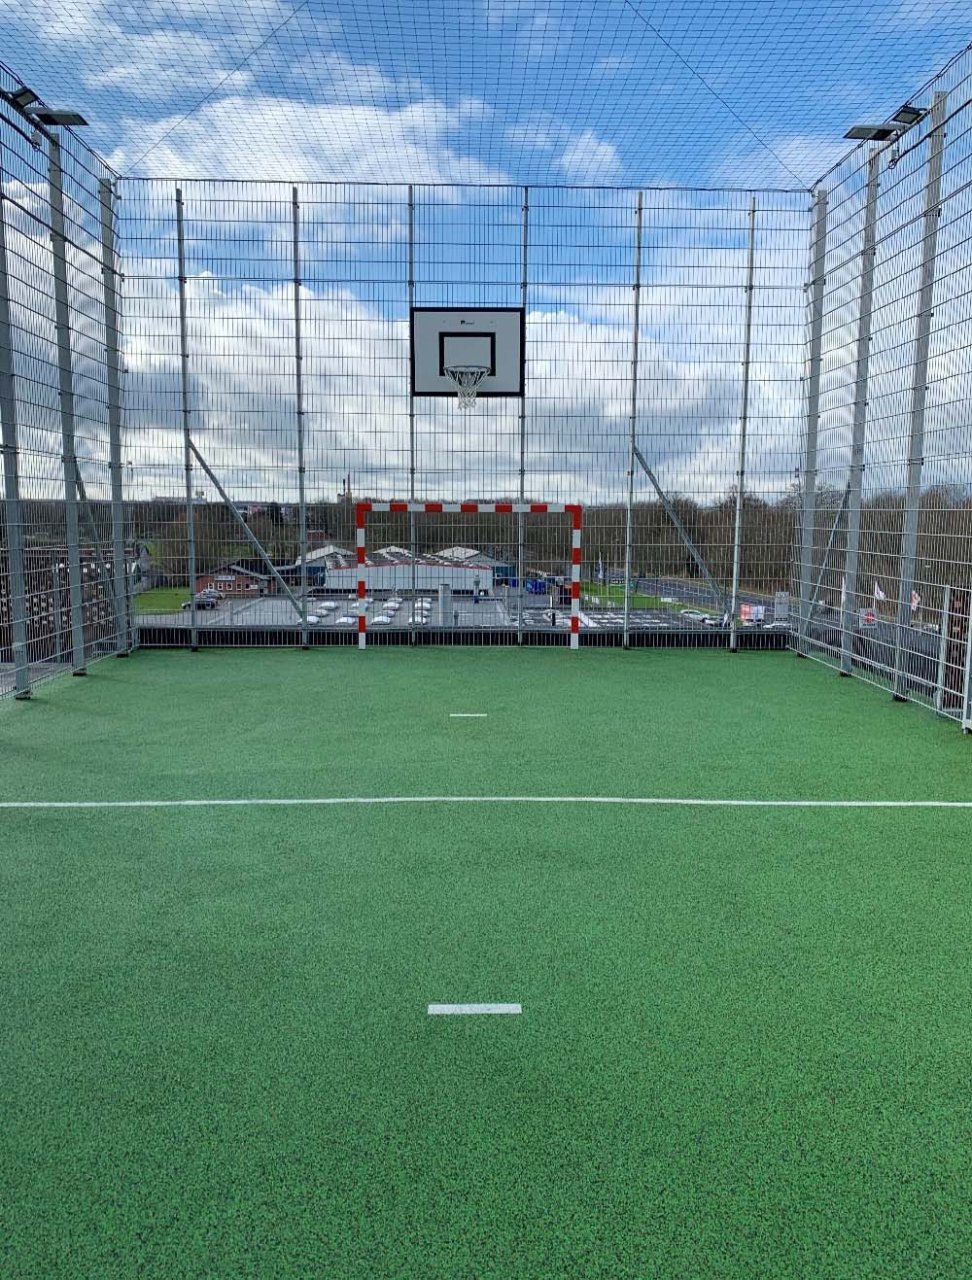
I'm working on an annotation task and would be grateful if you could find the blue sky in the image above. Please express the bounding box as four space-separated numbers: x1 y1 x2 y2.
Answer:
3 1 969 511
1 0 969 186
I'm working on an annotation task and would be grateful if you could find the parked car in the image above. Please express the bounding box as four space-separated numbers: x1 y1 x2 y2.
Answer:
182 591 220 610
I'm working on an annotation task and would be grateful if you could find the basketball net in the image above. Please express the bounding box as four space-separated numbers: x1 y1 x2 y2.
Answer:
444 364 489 411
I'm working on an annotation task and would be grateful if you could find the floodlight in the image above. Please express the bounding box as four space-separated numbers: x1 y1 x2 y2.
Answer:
33 110 89 127
844 124 898 142
891 105 924 127
9 86 40 110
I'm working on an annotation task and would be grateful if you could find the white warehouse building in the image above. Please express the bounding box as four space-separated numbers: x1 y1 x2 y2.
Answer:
324 564 496 593
303 544 501 594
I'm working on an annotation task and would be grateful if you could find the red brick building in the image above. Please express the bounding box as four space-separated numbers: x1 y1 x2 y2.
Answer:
194 564 272 596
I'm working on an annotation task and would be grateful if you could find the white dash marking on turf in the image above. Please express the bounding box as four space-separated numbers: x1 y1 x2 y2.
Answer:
449 713 488 718
428 1003 521 1016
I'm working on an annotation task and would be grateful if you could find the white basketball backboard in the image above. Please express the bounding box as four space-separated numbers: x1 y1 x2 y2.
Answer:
410 307 525 397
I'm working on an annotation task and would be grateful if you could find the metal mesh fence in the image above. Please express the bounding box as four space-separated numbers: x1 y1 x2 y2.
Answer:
7 41 972 727
119 178 807 653
1 78 129 699
796 47 972 727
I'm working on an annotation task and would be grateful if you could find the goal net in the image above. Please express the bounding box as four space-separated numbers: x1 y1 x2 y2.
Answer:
349 501 583 648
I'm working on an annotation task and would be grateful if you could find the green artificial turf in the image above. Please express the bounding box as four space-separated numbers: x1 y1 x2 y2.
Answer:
3 648 972 1278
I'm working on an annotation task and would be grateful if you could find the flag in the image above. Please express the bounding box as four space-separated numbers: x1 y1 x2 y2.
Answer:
911 590 921 612
873 581 887 602
596 555 605 583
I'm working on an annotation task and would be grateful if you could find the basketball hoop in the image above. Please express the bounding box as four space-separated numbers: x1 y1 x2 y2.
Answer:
444 364 489 411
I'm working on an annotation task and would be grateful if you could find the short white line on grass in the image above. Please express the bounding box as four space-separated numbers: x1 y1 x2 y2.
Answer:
3 796 972 810
428 1003 521 1016
449 713 488 718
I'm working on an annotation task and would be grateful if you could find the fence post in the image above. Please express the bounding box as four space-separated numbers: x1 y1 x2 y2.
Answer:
623 190 644 647
291 187 309 648
798 188 828 654
841 149 881 675
729 196 757 651
49 137 87 674
894 92 946 699
408 185 417 641
175 188 199 649
517 186 529 645
99 178 130 657
0 166 30 696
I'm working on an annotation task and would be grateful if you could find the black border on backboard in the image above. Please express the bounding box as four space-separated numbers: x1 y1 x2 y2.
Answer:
438 331 496 378
410 307 525 398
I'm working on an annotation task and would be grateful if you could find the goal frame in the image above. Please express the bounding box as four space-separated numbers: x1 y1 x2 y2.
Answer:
355 501 583 649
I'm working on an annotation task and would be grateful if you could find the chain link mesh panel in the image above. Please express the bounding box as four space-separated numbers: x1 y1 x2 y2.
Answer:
1 80 129 699
797 47 972 726
121 178 807 653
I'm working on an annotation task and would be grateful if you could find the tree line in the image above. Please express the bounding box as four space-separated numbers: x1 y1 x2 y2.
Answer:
4 486 972 603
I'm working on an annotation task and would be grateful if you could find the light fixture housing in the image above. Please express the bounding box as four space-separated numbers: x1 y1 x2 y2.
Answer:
891 105 924 127
844 124 899 142
9 86 40 109
33 110 89 127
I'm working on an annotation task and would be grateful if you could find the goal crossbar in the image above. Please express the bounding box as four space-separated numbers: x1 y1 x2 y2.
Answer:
355 501 583 648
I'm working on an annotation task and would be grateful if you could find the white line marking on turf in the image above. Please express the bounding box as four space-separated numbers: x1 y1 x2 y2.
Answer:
449 713 488 718
428 1003 521 1016
2 796 972 810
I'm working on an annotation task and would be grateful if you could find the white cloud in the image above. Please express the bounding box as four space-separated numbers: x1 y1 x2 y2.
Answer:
504 115 624 182
82 30 255 101
557 131 623 183
289 52 425 105
109 96 507 184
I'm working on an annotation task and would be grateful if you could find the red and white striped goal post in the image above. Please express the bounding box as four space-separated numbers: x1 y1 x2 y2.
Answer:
355 501 583 649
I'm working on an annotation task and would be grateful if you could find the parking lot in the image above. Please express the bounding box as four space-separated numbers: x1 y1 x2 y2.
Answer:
137 592 776 633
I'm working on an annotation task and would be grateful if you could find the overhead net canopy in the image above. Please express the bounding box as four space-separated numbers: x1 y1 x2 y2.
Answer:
1 0 969 187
